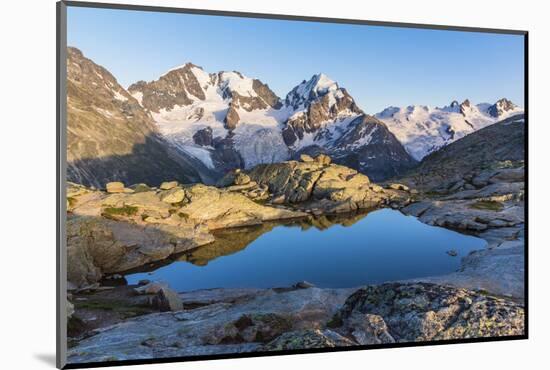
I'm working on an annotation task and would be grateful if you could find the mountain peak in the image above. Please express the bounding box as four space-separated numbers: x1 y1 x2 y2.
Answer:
161 62 203 77
284 73 342 110
305 73 339 98
487 98 518 118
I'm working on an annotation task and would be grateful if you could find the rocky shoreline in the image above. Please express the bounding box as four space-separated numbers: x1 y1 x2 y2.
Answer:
399 166 525 299
65 155 525 363
66 154 411 289
67 281 524 363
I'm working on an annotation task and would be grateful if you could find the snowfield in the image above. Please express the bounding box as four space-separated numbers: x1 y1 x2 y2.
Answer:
376 100 523 160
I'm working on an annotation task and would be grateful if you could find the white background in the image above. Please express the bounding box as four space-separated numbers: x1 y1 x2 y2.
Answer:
0 0 548 368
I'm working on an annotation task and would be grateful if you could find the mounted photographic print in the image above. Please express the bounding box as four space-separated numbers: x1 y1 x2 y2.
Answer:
57 1 528 368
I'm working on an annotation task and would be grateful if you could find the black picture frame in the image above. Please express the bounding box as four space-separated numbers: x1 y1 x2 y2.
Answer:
56 1 529 368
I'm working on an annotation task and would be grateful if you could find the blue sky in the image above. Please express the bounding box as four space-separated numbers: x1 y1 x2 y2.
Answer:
67 6 525 113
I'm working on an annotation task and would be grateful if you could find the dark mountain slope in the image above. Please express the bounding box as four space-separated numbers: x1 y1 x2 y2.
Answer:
66 47 213 187
399 114 525 191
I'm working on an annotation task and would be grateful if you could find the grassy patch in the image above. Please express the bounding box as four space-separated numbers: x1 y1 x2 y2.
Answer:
469 200 504 212
74 300 151 318
101 205 139 219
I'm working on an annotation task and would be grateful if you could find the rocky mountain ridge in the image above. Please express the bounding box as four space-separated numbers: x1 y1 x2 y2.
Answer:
66 47 215 187
375 98 523 160
120 53 418 181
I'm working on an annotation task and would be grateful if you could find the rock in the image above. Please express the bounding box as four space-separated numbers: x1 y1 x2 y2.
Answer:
234 172 251 186
224 105 240 130
315 154 332 165
138 279 151 286
415 243 525 299
134 282 167 295
472 171 493 187
332 283 524 342
299 154 314 162
271 194 285 204
444 182 524 201
388 183 409 191
248 160 404 213
160 181 178 190
225 182 258 192
489 167 524 184
67 216 213 288
448 179 465 193
105 182 125 193
150 287 183 312
369 184 384 193
204 313 292 344
262 329 354 351
343 313 395 345
67 218 114 287
192 127 213 147
159 187 186 204
216 170 239 188
68 287 353 363
446 249 458 257
178 184 305 229
293 281 315 289
216 169 251 187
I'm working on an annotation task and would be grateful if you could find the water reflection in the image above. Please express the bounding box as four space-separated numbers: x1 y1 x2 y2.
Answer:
126 209 487 291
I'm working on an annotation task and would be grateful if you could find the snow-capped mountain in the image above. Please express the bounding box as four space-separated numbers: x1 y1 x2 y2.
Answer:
281 74 415 180
128 65 417 181
375 98 523 161
281 73 363 148
128 64 291 171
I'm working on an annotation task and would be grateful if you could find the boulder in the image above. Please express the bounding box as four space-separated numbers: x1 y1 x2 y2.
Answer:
341 313 395 345
134 282 167 295
248 160 407 212
315 154 332 165
388 183 409 191
129 183 152 193
105 182 125 193
150 287 183 312
178 184 305 229
299 154 314 163
160 181 178 190
159 187 186 204
331 283 524 342
234 172 251 186
67 216 213 288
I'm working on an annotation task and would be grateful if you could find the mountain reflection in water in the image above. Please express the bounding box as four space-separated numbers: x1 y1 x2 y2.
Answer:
125 209 486 291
